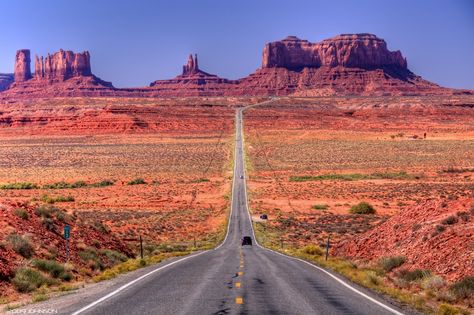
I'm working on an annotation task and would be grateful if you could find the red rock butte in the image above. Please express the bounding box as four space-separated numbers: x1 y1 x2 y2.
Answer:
0 33 472 98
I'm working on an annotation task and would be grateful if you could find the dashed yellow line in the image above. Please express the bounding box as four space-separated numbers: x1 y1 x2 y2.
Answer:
235 282 241 288
238 271 243 276
236 297 244 304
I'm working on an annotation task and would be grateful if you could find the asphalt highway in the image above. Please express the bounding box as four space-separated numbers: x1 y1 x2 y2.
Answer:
27 108 408 315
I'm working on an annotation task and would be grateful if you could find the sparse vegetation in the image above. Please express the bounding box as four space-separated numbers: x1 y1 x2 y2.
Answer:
300 245 323 256
43 181 87 189
41 194 75 204
312 204 328 210
11 268 50 292
127 178 146 185
442 215 458 225
89 180 115 188
449 276 474 300
396 269 431 282
0 182 38 190
349 202 376 214
7 234 34 258
380 256 406 272
289 171 415 182
192 178 210 183
13 208 29 220
31 259 71 280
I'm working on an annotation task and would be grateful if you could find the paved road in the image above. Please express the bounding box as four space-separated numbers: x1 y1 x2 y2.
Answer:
28 108 408 315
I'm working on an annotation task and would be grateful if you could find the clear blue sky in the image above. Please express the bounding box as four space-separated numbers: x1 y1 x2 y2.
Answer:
1 0 473 88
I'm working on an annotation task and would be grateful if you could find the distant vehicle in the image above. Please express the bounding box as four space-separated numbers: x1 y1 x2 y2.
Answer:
240 175 244 179
241 236 252 246
260 214 268 220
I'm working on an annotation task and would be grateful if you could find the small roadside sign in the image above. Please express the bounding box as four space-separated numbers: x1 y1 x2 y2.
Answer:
64 225 70 239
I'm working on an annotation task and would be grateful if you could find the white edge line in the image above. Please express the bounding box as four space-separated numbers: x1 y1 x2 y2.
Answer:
240 105 404 315
71 251 208 315
72 112 242 314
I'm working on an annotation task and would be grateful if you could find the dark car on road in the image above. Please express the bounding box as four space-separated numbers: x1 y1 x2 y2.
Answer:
240 175 244 179
241 236 252 246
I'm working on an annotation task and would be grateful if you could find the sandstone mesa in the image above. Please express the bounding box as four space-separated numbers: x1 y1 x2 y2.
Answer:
1 33 472 98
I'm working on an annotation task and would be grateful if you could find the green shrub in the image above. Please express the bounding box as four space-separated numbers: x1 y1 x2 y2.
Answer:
127 178 146 185
349 202 376 214
90 180 114 188
42 218 55 231
380 256 406 272
300 245 324 256
35 205 57 218
7 234 34 258
43 181 87 189
449 276 474 299
437 303 463 315
0 182 38 190
192 178 210 183
79 247 103 270
312 204 328 210
100 249 128 267
11 268 50 292
396 269 430 282
31 259 70 280
441 215 458 225
41 194 75 204
13 208 29 220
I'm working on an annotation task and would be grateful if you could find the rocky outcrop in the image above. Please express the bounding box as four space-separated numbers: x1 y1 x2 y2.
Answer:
14 49 32 82
262 34 407 70
0 74 14 91
2 49 114 99
35 50 92 81
1 34 471 99
147 53 238 97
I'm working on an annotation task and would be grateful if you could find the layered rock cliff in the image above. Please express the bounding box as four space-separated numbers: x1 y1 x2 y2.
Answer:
14 49 32 82
1 33 470 99
148 54 237 97
261 34 407 70
34 50 92 81
0 74 14 91
2 49 114 98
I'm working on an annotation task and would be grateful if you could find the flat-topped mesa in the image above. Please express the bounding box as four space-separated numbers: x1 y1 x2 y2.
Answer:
35 49 92 81
262 34 407 70
14 49 32 82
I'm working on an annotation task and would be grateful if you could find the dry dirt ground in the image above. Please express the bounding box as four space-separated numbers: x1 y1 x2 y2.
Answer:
244 95 474 279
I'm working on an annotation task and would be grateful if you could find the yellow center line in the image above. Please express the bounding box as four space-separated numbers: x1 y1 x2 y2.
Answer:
238 271 243 276
235 282 241 288
236 297 244 304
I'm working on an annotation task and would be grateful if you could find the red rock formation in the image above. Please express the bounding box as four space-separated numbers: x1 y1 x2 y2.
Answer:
262 34 407 70
14 49 32 82
35 49 92 81
335 198 474 281
1 34 472 99
148 53 238 97
2 49 114 99
0 74 13 91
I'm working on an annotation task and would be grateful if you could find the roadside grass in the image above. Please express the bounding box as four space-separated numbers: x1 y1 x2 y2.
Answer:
289 171 419 182
127 178 146 185
252 220 471 315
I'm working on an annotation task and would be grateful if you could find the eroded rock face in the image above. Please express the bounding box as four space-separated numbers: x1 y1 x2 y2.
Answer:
35 50 92 81
14 49 32 82
0 74 14 91
2 49 114 99
262 34 407 70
